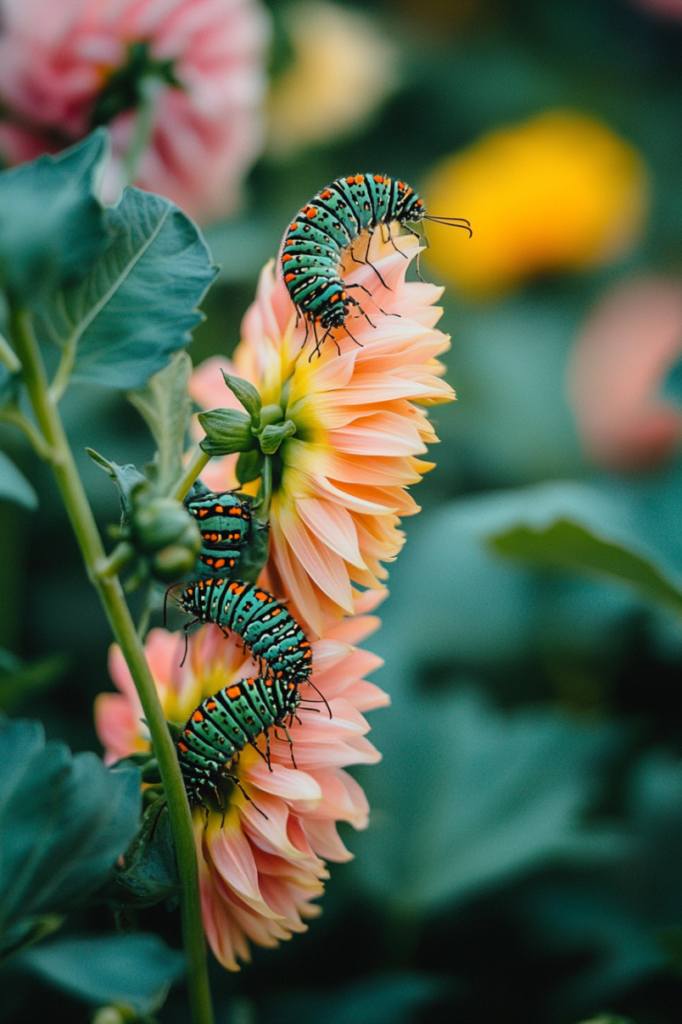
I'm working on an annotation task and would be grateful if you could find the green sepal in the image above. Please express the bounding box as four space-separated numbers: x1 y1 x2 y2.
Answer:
198 407 255 456
259 419 297 454
85 448 147 526
100 801 179 910
237 523 271 583
221 370 262 426
236 449 264 485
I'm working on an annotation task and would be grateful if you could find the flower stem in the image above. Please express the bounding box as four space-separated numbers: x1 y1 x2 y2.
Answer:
173 446 211 502
123 75 163 187
0 330 21 374
10 306 214 1024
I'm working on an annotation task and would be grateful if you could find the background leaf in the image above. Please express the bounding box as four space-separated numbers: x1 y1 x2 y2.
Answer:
491 519 682 618
0 132 108 299
0 718 140 957
0 452 37 509
19 933 184 1014
36 187 216 389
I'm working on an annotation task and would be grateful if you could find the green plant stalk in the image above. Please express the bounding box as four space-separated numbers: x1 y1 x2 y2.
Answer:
173 446 211 502
11 306 214 1024
0 329 21 373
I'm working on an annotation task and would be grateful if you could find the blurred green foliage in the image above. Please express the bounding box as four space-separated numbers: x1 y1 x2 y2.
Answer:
7 0 682 1021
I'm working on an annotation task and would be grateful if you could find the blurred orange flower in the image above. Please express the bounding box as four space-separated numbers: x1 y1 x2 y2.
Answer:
190 231 454 637
568 277 682 471
0 0 270 222
96 604 388 970
424 110 648 298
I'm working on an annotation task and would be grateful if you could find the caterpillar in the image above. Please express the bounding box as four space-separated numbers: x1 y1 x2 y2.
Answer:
179 578 312 685
176 674 302 807
186 491 251 576
281 172 471 353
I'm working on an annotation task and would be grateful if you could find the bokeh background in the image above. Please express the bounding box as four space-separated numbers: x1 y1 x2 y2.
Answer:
6 0 682 1020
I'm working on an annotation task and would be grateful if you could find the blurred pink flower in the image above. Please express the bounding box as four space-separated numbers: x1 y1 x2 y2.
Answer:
568 277 682 470
190 230 454 637
95 593 388 970
0 0 269 221
635 0 682 17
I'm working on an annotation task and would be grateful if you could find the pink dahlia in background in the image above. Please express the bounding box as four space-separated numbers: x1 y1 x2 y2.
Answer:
0 0 269 222
568 277 682 471
190 231 455 637
95 600 388 970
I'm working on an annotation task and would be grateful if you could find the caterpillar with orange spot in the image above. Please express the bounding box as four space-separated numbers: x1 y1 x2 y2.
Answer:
282 172 471 354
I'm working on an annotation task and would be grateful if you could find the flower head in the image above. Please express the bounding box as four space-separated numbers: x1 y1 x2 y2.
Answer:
423 110 648 298
95 595 388 970
0 0 270 222
191 230 454 636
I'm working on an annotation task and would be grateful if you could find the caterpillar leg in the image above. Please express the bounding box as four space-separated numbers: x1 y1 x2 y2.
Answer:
224 771 268 819
346 282 400 318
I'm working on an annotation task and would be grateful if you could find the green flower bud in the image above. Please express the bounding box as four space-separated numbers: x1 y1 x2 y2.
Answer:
132 497 201 555
151 542 200 580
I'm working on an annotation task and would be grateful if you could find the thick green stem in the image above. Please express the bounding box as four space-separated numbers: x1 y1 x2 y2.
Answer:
0 330 21 374
11 307 214 1024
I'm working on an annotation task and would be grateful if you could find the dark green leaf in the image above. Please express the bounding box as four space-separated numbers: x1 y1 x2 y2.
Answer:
0 452 37 508
263 973 447 1024
105 802 179 908
19 933 184 1014
36 187 216 390
490 519 682 617
237 522 271 583
198 407 255 456
127 351 193 493
0 718 141 956
221 371 262 426
259 419 297 455
0 132 109 299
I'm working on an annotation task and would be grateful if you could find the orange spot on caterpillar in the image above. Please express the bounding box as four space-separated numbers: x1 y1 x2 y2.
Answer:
290 222 299 229
285 273 296 283
306 207 318 219
214 559 226 568
178 741 188 752
355 174 364 184
286 239 295 246
214 505 223 513
416 199 423 206
346 175 355 184
282 254 292 262
320 189 332 199
254 590 270 602
206 701 217 710
198 508 208 517
227 685 241 698
374 174 384 183
193 711 204 722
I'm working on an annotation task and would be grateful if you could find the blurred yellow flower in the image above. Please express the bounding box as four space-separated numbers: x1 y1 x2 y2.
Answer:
424 110 649 298
268 1 399 157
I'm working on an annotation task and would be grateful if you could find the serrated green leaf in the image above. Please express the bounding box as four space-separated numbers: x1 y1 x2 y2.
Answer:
0 132 109 299
0 451 37 509
35 187 216 390
127 351 193 493
221 371 262 426
259 419 297 455
0 718 141 956
19 933 184 1014
198 407 255 456
490 519 682 617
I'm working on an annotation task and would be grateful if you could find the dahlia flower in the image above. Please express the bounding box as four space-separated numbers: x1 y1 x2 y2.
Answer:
0 0 269 221
190 229 454 637
423 110 648 298
95 593 388 970
568 277 682 471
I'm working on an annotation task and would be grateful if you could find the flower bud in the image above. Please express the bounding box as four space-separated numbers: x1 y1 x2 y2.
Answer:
151 541 200 581
132 497 201 556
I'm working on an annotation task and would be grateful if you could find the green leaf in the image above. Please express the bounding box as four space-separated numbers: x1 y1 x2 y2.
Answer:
105 801 179 909
237 522 271 583
0 653 68 712
263 973 446 1024
490 519 682 617
352 689 622 913
127 351 193 493
198 407 255 456
259 419 297 455
19 933 184 1014
221 371 262 426
0 718 141 956
36 187 216 390
86 448 147 524
0 452 37 508
0 132 109 300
